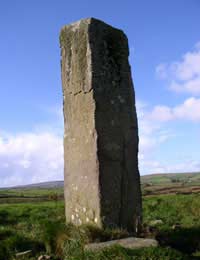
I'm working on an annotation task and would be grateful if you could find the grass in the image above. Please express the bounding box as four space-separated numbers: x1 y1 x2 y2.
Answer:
0 188 64 204
0 194 200 259
84 246 189 260
143 194 200 258
141 172 200 186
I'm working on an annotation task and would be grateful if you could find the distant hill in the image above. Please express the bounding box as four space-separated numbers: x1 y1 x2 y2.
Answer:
0 180 64 190
0 172 200 201
141 172 200 185
1 172 200 190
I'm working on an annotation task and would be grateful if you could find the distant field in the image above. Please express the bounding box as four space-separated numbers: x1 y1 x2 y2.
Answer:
0 187 64 204
1 172 200 203
141 172 200 196
142 172 200 185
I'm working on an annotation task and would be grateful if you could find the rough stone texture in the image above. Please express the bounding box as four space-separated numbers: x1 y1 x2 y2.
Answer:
60 18 142 232
85 237 158 251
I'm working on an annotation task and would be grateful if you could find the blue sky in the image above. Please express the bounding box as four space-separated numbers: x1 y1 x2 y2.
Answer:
0 0 200 186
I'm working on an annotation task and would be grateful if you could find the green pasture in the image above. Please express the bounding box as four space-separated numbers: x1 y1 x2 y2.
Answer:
0 193 200 259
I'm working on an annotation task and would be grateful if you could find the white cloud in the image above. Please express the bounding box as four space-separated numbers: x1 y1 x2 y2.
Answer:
149 105 173 122
149 97 200 122
173 97 200 121
170 77 200 95
0 103 64 188
137 97 200 175
137 100 160 135
0 96 199 187
136 101 175 165
156 41 200 95
0 131 63 187
140 158 200 175
172 44 200 81
141 43 200 175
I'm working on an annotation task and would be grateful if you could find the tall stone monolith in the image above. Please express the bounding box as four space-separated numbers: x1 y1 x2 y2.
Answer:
60 18 142 233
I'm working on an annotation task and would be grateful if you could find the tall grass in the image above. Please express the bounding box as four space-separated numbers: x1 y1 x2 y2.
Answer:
0 194 199 259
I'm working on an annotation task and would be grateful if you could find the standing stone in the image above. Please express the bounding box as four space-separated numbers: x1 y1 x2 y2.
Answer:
60 18 142 232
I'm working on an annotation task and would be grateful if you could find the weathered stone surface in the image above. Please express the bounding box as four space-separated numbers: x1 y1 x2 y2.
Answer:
85 237 158 251
60 18 142 232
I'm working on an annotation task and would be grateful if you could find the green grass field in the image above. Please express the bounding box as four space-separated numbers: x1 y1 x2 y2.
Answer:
141 172 200 185
0 192 200 259
1 172 199 201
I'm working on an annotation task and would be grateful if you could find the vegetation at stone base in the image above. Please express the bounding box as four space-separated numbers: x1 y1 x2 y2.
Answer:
0 194 200 259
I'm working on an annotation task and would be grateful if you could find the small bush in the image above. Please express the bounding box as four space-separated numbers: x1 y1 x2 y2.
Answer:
81 224 129 243
39 220 84 258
